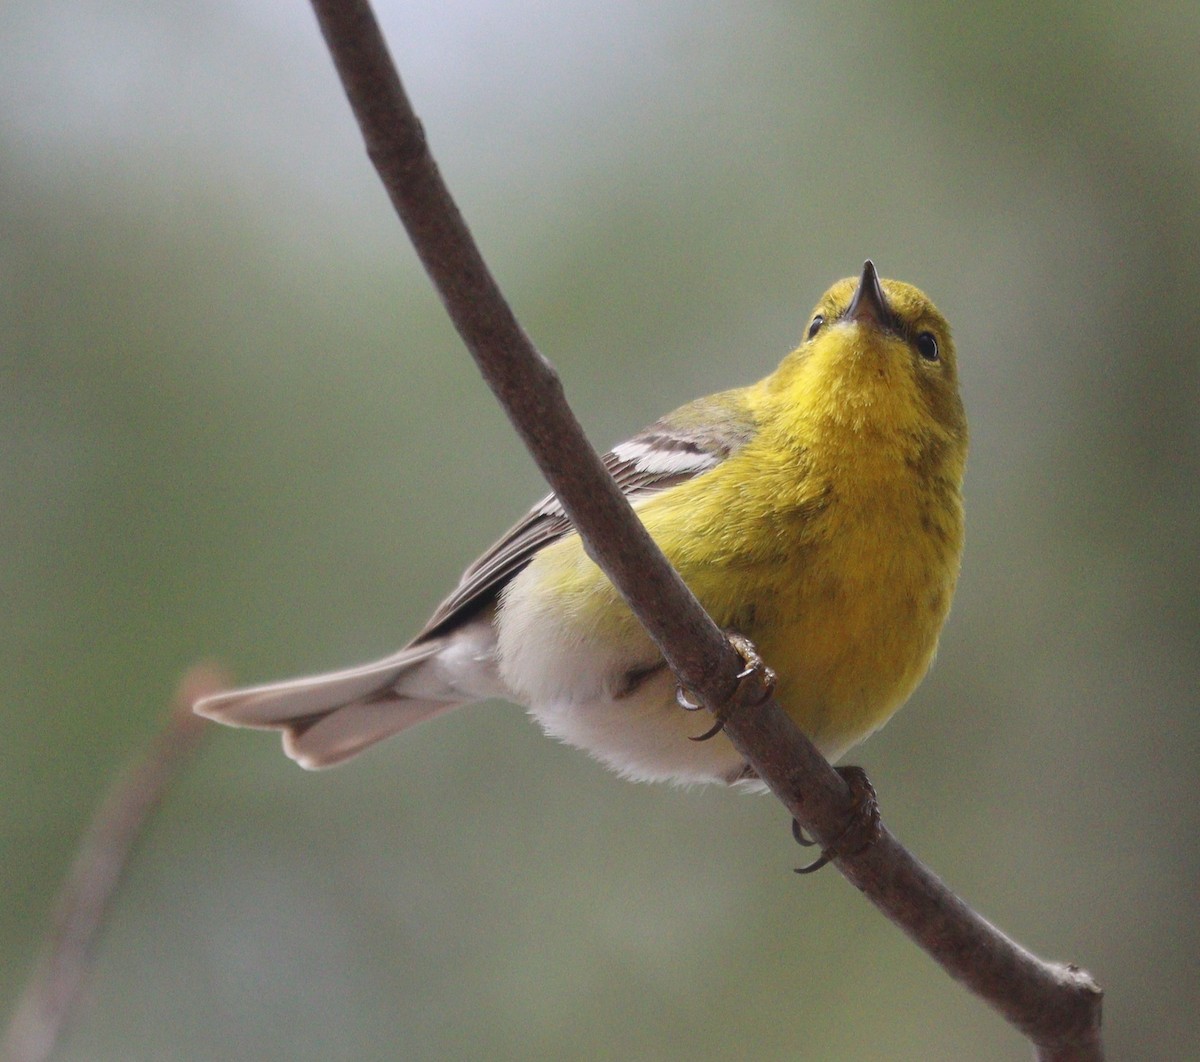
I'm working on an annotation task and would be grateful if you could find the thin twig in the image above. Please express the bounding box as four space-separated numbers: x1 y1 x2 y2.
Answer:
1 665 224 1062
304 2 1103 1057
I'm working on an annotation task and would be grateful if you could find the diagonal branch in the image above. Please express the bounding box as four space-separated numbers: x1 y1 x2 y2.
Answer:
305 2 1103 1058
2 665 223 1062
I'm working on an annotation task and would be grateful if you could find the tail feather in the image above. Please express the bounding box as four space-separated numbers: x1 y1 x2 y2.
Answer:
283 695 460 769
193 641 457 770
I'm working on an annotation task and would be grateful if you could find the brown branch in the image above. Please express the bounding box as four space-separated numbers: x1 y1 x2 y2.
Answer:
1 665 224 1062
304 2 1104 1058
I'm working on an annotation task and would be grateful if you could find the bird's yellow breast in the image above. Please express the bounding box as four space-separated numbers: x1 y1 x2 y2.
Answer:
647 422 963 755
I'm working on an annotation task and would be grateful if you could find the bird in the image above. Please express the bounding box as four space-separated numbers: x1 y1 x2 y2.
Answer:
194 261 967 791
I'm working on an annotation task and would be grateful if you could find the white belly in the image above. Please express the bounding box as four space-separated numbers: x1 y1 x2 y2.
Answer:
494 576 756 787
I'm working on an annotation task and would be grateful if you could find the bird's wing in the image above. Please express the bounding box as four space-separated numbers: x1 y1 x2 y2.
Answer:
415 388 758 640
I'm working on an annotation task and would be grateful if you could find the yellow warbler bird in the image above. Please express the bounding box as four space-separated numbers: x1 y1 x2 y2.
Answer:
195 262 967 788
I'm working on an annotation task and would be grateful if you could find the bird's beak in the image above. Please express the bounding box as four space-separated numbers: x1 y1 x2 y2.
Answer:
845 260 894 331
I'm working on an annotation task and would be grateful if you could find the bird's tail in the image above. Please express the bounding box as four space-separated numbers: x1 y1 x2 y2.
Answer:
193 640 462 769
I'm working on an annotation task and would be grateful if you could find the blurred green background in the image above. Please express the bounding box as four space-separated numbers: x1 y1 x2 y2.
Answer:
3 1 1198 1059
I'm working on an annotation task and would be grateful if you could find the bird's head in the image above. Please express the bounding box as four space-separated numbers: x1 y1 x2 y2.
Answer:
770 261 967 454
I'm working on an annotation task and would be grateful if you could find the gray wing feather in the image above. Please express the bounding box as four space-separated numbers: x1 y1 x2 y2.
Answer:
416 392 756 640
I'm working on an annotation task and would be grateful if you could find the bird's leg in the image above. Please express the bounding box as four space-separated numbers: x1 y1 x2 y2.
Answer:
678 630 777 742
793 765 882 874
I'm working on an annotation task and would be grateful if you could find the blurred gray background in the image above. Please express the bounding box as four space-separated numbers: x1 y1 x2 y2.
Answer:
3 1 1198 1059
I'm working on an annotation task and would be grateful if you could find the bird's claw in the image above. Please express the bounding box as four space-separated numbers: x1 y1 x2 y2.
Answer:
791 817 818 847
680 631 777 742
725 632 777 708
675 685 703 712
793 766 882 874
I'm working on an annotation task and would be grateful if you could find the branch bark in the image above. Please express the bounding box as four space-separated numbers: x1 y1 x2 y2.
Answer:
305 2 1104 1058
1 666 223 1062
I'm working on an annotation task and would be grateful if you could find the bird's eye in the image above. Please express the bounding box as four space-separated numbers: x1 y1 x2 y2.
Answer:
915 332 939 361
807 315 825 340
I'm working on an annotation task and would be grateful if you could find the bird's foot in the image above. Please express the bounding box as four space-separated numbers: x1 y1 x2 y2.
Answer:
677 631 777 742
792 765 882 874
